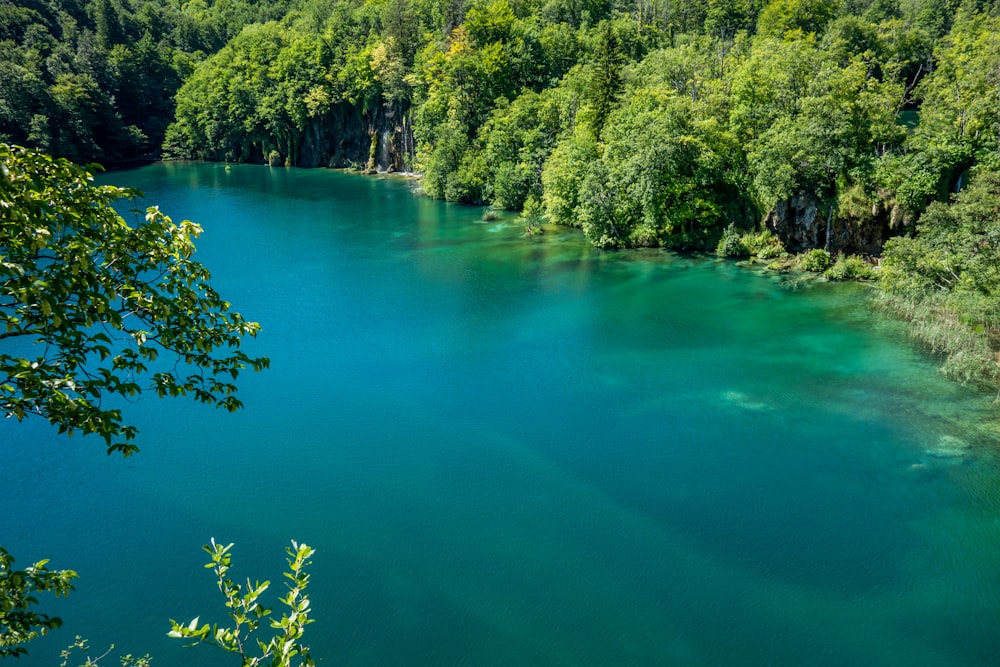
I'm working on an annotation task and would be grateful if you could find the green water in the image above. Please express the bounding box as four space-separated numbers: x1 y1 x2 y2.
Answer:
3 163 999 665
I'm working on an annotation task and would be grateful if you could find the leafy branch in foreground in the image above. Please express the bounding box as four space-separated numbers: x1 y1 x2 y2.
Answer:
169 539 316 667
59 636 151 667
0 144 269 455
0 547 77 658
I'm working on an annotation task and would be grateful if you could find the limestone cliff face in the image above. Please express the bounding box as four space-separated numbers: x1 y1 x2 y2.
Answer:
296 103 414 171
765 191 901 255
765 194 824 251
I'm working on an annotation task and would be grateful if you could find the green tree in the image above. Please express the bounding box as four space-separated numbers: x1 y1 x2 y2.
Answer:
880 167 1000 387
1 145 268 456
585 20 623 140
412 25 506 200
756 0 840 37
48 72 115 163
1 144 283 662
729 35 819 148
540 125 599 226
476 79 583 209
167 14 349 165
0 548 77 658
887 8 1000 212
108 33 183 157
704 0 759 40
578 87 743 248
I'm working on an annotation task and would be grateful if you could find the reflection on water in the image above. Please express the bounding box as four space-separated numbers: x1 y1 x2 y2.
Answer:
2 163 998 666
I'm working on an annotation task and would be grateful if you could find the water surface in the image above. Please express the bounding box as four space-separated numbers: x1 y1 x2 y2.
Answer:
4 163 999 665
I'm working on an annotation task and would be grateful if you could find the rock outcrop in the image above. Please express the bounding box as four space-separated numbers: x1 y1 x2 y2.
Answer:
764 191 899 255
765 193 824 251
296 103 414 171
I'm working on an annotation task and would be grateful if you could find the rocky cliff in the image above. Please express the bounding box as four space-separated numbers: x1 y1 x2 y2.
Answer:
764 191 904 256
296 103 414 172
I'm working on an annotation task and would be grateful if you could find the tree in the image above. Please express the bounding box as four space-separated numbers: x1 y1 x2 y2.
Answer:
881 168 1000 309
0 547 77 658
577 87 743 249
704 0 758 41
476 82 582 210
0 144 268 456
540 125 599 227
880 167 1000 387
756 0 840 38
2 143 272 659
585 21 623 140
889 8 1000 211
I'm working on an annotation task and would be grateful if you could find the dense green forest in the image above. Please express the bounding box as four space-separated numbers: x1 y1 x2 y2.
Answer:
1 0 998 384
0 0 297 162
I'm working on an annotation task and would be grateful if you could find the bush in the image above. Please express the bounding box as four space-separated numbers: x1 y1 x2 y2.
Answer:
801 248 832 272
742 229 786 258
716 224 749 257
520 196 545 236
520 195 544 221
824 254 876 281
757 242 786 260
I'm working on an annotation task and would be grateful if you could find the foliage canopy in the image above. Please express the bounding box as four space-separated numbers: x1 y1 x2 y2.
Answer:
0 547 77 658
0 144 268 455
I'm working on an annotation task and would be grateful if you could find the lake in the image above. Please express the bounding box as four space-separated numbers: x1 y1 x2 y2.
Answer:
3 163 999 665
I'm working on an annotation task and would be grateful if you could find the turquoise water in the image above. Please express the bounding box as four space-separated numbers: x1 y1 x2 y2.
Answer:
3 163 1000 665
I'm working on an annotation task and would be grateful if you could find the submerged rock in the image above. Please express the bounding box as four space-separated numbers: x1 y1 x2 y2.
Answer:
924 435 972 460
721 390 771 412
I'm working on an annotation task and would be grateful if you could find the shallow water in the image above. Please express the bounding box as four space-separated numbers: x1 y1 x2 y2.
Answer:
4 163 999 665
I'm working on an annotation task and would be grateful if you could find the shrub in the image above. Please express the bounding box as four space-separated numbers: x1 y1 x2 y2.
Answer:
801 248 832 272
520 195 545 235
716 224 749 257
824 254 876 281
742 229 786 259
520 195 543 221
757 242 786 259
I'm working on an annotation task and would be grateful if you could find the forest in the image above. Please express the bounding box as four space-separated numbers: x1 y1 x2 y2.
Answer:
1 0 998 385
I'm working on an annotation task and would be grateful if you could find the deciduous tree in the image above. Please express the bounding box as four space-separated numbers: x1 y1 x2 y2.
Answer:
0 547 77 658
1 144 268 456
